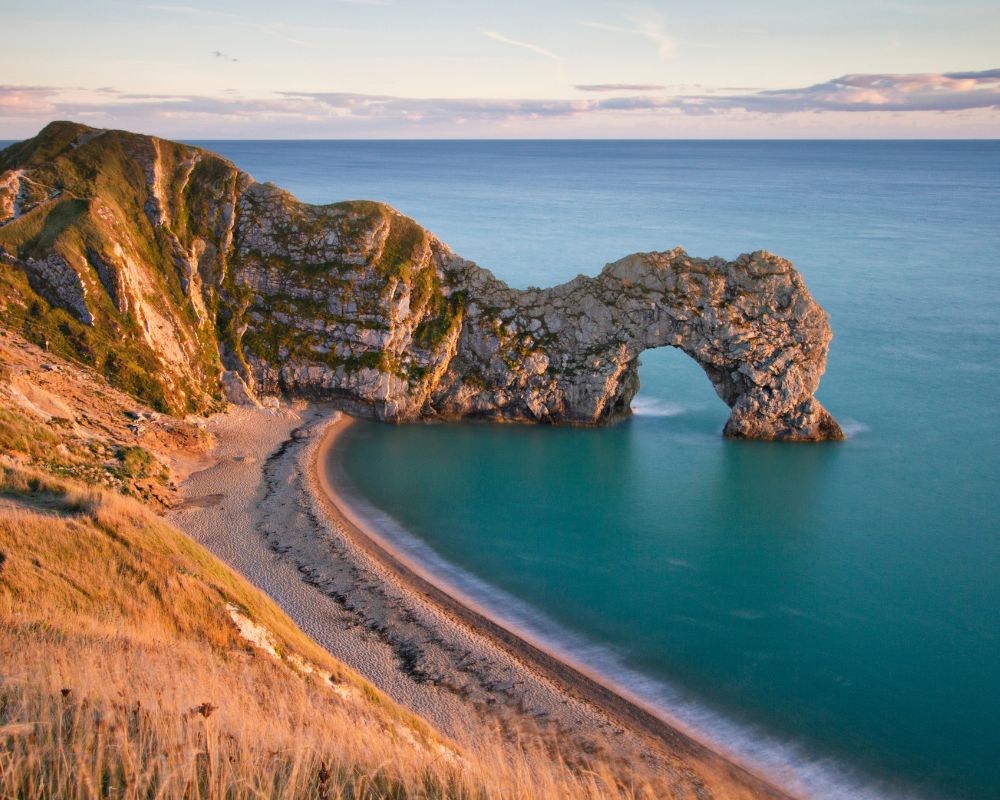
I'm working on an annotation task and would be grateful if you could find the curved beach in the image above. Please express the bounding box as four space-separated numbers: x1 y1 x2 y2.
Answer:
171 404 796 800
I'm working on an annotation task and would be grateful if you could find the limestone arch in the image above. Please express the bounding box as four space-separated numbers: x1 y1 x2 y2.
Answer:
435 248 844 441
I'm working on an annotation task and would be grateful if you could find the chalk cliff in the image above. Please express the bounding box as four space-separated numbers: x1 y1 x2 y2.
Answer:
1 122 843 440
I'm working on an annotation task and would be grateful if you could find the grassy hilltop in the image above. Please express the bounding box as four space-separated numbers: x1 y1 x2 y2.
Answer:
0 121 229 414
0 121 462 419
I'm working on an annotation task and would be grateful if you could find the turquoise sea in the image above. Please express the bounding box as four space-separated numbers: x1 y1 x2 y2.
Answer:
193 140 999 800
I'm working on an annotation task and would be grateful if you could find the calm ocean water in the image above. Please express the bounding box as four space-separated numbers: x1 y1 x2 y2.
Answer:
194 140 999 800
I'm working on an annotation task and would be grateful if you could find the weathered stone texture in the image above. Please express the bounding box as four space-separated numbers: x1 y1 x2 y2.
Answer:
223 185 842 439
427 249 842 439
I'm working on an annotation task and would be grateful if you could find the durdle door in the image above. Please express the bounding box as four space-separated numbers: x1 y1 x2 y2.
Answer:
430 249 843 440
0 122 843 441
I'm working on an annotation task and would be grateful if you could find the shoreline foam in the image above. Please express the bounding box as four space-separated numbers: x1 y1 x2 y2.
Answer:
315 414 802 799
323 417 916 800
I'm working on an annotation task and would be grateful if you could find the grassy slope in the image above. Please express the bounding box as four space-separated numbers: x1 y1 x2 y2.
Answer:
0 402 167 500
0 329 215 508
0 463 654 800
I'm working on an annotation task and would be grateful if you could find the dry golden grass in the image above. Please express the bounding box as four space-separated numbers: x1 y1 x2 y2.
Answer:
0 463 659 799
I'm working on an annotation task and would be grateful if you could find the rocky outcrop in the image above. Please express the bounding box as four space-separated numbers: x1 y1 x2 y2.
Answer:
21 253 95 326
226 183 841 440
0 169 24 223
0 121 842 440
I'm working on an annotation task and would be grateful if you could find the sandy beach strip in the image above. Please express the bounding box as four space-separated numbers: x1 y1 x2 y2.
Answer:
169 404 796 800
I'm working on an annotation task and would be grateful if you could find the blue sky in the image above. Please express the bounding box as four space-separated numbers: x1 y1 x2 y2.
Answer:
2 0 999 137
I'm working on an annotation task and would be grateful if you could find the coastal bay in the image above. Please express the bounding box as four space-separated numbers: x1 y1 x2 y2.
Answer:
3 129 996 800
4 4 998 797
248 139 996 800
170 404 797 799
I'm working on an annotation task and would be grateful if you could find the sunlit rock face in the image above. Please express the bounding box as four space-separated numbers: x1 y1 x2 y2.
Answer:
224 187 842 440
1 122 842 440
432 249 843 440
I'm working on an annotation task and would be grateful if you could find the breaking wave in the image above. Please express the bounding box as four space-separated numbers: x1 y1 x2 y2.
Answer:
840 418 870 438
630 397 688 417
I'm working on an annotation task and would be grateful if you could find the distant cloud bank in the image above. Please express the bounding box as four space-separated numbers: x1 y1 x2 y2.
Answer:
1 69 998 138
574 84 667 92
706 69 1000 114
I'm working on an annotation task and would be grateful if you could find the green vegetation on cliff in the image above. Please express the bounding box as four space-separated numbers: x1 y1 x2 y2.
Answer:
1 122 230 415
2 121 840 437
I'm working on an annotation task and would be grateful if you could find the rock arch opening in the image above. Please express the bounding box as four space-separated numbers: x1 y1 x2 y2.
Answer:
630 345 730 424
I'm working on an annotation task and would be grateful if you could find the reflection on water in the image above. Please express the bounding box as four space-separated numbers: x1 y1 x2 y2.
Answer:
710 439 838 537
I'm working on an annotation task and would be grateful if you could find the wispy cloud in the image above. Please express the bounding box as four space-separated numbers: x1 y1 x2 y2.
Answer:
480 30 562 61
574 84 666 92
581 17 676 58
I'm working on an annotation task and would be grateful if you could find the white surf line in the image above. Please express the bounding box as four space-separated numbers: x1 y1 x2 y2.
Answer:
630 396 690 417
323 423 921 800
839 418 870 438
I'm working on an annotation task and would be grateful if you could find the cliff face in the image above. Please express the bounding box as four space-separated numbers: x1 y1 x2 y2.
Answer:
1 122 843 440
